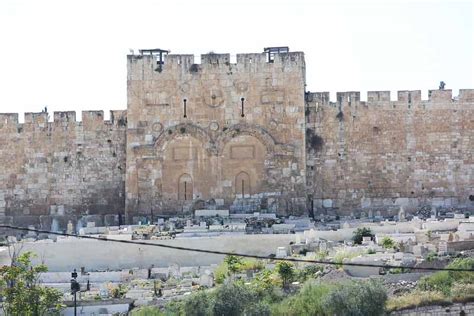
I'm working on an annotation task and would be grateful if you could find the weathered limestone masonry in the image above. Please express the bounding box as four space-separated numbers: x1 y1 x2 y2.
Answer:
306 89 474 216
126 51 307 219
1 48 473 228
0 110 127 229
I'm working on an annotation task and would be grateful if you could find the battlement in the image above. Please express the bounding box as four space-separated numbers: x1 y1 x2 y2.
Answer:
0 113 19 126
0 110 127 132
306 89 474 106
53 111 76 123
127 50 304 77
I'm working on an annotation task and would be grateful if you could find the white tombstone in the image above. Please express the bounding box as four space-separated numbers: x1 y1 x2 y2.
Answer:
168 264 181 278
276 247 287 258
186 220 192 228
66 220 74 234
86 221 96 228
319 242 327 252
199 272 214 287
26 225 37 237
398 207 406 222
362 236 373 245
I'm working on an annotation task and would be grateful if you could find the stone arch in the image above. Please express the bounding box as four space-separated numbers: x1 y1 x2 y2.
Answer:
154 123 216 156
178 173 193 200
235 171 251 197
215 123 277 155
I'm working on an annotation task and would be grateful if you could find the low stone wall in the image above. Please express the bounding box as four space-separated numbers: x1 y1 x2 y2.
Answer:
0 234 296 271
390 302 474 315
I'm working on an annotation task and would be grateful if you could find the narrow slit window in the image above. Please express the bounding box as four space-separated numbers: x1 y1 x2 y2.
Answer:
183 99 187 118
240 97 245 117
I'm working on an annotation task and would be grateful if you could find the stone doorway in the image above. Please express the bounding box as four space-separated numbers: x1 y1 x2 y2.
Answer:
235 171 251 198
178 174 193 200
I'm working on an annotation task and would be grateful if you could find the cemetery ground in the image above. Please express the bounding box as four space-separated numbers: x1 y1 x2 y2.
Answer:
2 224 474 315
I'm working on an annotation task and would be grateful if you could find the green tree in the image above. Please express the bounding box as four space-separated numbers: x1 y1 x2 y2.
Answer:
224 255 242 279
352 227 374 244
276 261 295 289
381 236 397 249
0 252 64 316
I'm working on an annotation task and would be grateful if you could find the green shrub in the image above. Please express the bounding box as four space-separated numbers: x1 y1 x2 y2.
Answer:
131 306 164 316
418 271 453 295
213 261 228 284
296 265 323 282
322 280 387 316
181 290 214 316
239 259 265 272
381 236 397 249
352 227 374 244
426 251 438 262
447 258 474 284
272 281 334 316
333 249 362 268
212 282 258 316
417 258 474 296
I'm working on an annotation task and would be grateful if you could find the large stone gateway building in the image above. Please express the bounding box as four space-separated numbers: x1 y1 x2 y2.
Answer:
0 48 473 228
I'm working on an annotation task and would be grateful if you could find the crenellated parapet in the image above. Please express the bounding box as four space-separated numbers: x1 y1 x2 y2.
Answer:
127 51 305 81
306 89 474 110
0 110 127 133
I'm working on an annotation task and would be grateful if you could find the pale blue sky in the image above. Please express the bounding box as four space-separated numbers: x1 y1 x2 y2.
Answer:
0 0 472 120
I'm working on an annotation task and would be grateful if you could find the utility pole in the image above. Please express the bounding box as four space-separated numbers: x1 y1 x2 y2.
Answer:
71 269 80 316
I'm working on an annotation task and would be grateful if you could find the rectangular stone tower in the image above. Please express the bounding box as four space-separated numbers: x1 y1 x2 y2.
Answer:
125 49 307 219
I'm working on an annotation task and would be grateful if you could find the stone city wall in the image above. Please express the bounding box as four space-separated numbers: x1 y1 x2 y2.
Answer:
0 110 127 229
306 89 474 216
1 49 473 225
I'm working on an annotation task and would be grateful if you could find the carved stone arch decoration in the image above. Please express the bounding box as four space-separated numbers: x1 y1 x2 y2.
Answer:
215 123 278 155
154 123 216 156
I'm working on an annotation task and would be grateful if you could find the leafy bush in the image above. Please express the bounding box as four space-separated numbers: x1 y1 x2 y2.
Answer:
425 251 438 262
296 265 323 282
417 258 474 296
273 279 387 316
239 259 265 272
272 281 334 316
352 227 374 244
447 258 474 284
418 271 452 295
322 280 387 316
131 306 164 316
213 282 259 316
181 290 214 316
381 236 397 249
333 249 363 267
214 261 228 284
